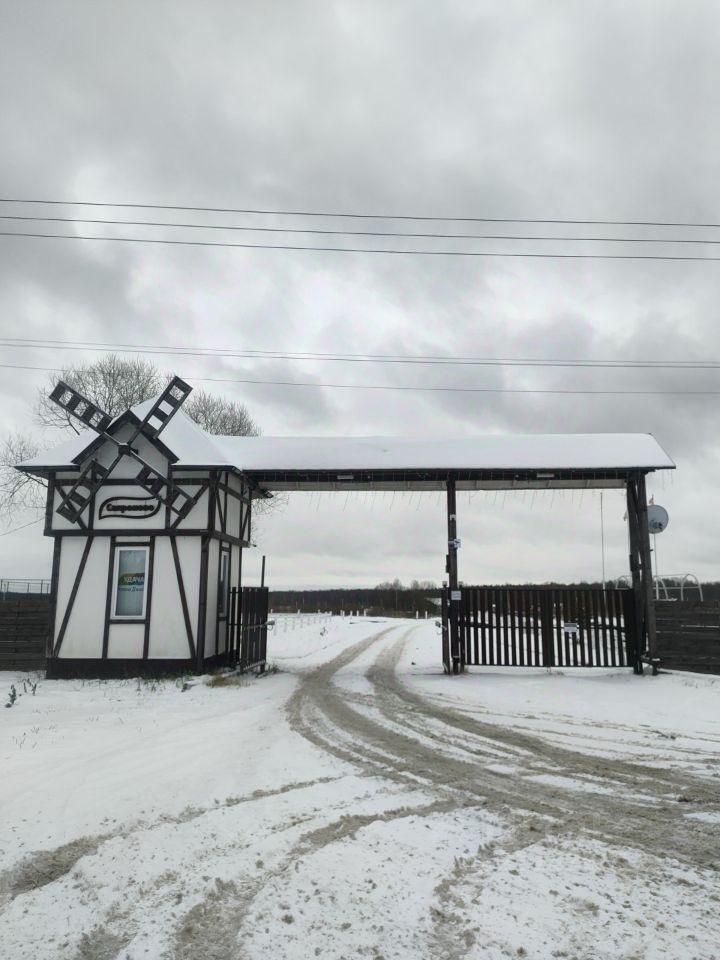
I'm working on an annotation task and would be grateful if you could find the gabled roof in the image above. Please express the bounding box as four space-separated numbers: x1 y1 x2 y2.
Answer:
17 397 234 472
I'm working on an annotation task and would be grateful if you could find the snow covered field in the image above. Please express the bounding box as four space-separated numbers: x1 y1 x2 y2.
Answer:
1 617 719 959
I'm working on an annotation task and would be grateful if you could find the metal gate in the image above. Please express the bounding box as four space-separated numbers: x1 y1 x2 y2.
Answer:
443 585 638 672
228 586 269 672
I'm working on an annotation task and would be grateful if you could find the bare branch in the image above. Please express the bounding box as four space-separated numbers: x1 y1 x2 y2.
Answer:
183 388 260 437
0 432 47 516
35 355 164 433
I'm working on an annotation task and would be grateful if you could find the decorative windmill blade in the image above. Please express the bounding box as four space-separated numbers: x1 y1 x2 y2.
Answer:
50 374 195 525
134 463 195 521
131 376 192 441
49 381 113 433
55 456 117 524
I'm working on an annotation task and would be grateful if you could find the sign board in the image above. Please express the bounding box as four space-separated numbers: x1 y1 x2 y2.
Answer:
450 590 462 601
563 621 580 637
100 495 161 520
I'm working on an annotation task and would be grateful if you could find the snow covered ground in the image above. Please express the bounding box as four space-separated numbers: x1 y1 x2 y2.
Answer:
1 617 719 959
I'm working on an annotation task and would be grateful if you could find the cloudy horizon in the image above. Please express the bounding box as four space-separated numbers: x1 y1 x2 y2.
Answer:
2 0 719 589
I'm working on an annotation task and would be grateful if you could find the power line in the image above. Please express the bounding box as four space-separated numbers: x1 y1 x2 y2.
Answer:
4 230 720 261
1 361 719 396
2 336 720 370
1 197 719 229
2 214 719 245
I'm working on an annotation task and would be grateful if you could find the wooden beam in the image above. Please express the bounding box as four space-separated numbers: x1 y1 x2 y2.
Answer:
625 478 644 674
53 536 93 657
101 536 116 660
636 472 659 670
446 476 462 674
142 537 156 660
196 535 210 672
171 537 196 659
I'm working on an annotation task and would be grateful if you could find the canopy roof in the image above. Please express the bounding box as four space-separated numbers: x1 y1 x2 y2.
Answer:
17 396 674 491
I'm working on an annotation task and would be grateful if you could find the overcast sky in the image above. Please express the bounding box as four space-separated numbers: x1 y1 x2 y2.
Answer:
2 0 720 588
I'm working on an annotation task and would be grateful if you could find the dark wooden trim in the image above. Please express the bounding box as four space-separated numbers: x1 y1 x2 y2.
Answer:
44 527 248 545
54 536 93 657
216 480 226 533
635 472 658 665
102 535 117 659
196 535 210 671
142 536 156 659
44 474 55 535
46 535 62 659
223 474 229 532
446 476 461 674
215 478 252 504
626 477 645 673
171 536 196 659
170 480 209 529
53 476 211 487
208 471 216 533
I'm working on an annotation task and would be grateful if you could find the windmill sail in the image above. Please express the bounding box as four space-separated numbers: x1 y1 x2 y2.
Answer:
49 381 113 434
50 375 195 525
134 376 192 441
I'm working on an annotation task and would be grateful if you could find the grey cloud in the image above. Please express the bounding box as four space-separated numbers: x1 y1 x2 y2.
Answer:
2 0 720 584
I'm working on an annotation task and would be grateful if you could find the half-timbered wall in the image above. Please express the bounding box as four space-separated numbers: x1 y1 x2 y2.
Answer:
44 429 254 676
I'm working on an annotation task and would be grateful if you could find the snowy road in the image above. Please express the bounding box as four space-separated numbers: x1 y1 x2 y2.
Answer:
1 618 719 959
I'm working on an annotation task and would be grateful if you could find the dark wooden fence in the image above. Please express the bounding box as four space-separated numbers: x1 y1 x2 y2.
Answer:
0 598 49 671
228 586 269 672
445 585 636 671
655 601 720 674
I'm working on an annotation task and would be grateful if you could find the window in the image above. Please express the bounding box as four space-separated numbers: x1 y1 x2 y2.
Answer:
218 550 229 617
112 546 149 619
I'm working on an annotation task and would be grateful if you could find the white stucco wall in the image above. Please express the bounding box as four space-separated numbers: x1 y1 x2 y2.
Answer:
55 537 110 658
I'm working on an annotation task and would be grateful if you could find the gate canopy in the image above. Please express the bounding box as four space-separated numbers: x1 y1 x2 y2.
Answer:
18 399 674 492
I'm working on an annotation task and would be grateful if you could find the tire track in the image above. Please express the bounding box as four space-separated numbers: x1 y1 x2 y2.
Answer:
286 625 720 871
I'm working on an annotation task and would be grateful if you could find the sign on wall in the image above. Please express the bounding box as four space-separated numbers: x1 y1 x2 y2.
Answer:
99 496 161 520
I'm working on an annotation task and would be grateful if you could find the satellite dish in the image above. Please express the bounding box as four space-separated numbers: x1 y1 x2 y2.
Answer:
647 503 669 534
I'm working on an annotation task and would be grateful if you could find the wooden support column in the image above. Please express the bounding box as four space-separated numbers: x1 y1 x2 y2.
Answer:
196 534 210 672
625 477 645 674
636 472 659 671
446 476 463 674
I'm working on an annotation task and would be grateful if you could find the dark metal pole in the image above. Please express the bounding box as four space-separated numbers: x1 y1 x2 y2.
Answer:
447 476 462 674
636 473 659 673
260 554 266 588
625 478 644 674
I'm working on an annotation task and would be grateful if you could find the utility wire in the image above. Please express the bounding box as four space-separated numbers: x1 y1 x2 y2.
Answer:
1 197 719 229
1 361 719 395
3 230 720 261
2 214 719 245
1 337 719 370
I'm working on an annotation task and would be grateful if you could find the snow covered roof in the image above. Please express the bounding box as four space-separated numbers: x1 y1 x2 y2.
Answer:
14 391 674 490
218 433 674 474
17 395 675 487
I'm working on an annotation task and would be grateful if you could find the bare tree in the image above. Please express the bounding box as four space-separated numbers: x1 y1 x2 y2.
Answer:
185 388 259 437
0 433 46 516
35 355 164 433
2 355 263 518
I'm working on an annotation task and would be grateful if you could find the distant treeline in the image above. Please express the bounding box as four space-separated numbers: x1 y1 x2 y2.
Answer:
269 587 442 617
269 578 717 616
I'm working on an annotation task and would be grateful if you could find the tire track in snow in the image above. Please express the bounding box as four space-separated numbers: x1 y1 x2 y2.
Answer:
286 625 720 871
